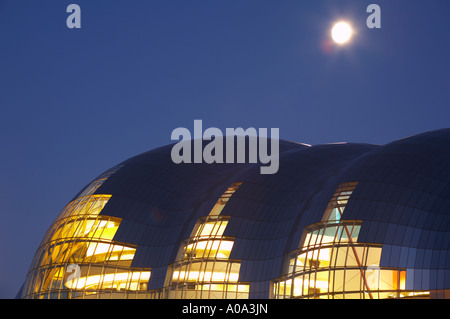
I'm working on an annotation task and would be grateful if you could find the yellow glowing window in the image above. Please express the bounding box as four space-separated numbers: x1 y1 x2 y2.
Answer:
272 182 421 299
194 220 229 238
166 182 249 299
185 239 234 259
208 183 242 217
25 193 151 298
172 261 241 283
65 270 151 291
22 165 155 299
85 243 136 261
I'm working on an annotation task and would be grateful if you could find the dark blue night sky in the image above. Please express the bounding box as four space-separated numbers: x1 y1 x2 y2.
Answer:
1 0 449 298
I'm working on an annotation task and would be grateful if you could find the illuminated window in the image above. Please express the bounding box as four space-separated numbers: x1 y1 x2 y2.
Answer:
21 168 151 299
164 182 250 299
272 182 429 299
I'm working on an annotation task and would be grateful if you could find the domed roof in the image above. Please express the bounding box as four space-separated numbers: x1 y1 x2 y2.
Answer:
21 128 450 299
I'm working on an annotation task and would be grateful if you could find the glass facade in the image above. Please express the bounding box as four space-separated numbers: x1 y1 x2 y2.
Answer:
272 182 428 299
164 182 250 299
19 129 450 299
21 167 151 299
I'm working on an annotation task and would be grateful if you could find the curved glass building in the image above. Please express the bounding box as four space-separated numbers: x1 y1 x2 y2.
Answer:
20 128 450 299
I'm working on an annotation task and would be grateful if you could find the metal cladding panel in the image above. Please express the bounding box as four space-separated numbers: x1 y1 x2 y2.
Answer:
22 128 450 298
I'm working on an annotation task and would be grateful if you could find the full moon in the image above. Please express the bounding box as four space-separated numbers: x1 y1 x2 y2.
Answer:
331 22 353 44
